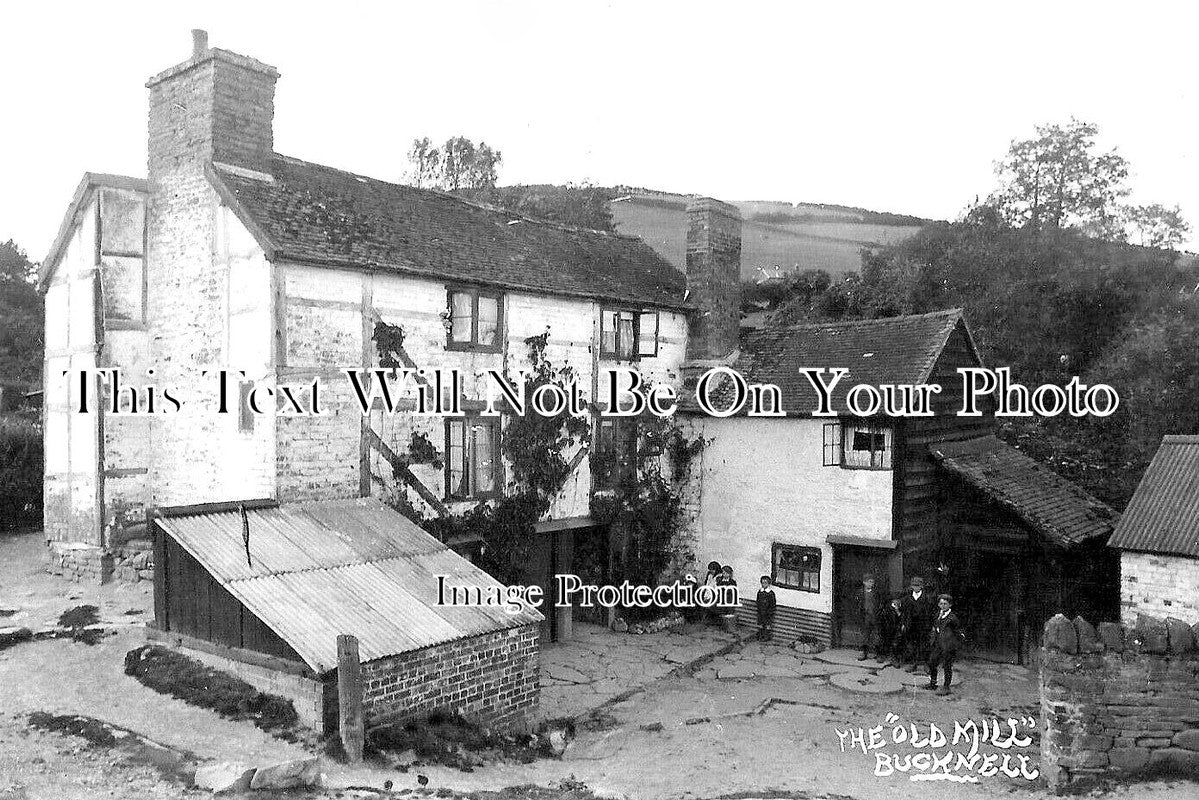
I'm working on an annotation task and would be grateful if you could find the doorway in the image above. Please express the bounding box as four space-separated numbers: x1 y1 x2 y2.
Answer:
832 546 893 647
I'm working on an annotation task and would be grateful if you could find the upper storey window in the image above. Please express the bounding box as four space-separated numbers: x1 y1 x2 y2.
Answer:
447 288 502 352
600 308 658 359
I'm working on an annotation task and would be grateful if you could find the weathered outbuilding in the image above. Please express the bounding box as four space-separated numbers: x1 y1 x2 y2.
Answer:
1108 435 1199 625
150 497 541 732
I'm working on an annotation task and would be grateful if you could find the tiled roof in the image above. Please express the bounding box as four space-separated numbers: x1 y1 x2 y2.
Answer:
932 436 1117 549
696 309 971 415
155 497 542 674
1108 435 1199 558
210 156 688 309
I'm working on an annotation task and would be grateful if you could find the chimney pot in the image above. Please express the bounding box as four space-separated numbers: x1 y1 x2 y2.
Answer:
191 29 209 58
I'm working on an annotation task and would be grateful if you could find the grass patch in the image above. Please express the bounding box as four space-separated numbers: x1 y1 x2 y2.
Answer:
123 645 300 739
57 604 104 645
363 711 574 771
28 712 119 747
27 711 198 783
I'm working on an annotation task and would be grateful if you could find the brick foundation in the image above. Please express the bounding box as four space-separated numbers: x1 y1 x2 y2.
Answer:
361 624 540 732
1040 613 1199 790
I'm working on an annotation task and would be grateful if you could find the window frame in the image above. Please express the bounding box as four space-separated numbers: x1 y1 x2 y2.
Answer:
771 543 821 593
600 307 660 361
821 420 893 470
592 417 639 489
444 414 503 500
840 420 893 470
446 286 504 353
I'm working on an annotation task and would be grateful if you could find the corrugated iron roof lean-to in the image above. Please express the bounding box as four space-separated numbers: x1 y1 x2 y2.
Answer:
156 497 542 674
1109 435 1199 558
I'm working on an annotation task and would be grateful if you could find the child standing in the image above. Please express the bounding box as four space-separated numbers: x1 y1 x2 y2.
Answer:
716 565 738 631
756 575 777 641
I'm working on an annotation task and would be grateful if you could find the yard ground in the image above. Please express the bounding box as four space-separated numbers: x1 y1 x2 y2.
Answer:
2 530 1196 800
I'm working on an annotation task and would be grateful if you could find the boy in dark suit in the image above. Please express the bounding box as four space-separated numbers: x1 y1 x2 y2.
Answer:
924 593 963 695
901 576 935 672
756 575 777 641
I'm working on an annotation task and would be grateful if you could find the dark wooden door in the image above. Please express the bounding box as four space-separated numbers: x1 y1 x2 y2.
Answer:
833 547 891 647
526 529 576 642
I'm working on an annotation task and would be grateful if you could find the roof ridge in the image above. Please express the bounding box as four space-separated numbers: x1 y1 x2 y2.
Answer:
268 153 644 241
773 307 964 333
1162 435 1199 444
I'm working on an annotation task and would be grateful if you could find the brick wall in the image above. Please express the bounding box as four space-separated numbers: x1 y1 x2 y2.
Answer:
1120 551 1199 625
685 198 741 360
1040 613 1199 790
360 624 540 732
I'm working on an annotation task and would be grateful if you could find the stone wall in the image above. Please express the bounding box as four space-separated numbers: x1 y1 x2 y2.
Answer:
1040 613 1199 790
360 624 540 733
46 542 114 583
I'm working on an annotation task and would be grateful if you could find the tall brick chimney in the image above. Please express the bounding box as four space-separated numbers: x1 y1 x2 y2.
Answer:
142 33 280 507
685 198 742 360
146 30 279 179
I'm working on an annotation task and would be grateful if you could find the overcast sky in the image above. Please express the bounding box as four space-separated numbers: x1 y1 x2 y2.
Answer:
3 0 1196 260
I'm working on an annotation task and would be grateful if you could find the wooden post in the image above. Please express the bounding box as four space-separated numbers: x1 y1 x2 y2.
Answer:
337 634 364 763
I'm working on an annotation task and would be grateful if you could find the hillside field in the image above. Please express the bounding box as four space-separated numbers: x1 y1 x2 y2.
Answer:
611 196 925 278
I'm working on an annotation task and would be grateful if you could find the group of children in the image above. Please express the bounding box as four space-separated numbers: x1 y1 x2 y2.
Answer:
682 563 963 695
858 574 964 695
679 561 778 637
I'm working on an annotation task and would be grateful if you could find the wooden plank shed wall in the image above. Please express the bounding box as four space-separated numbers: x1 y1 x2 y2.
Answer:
895 323 995 568
153 520 304 665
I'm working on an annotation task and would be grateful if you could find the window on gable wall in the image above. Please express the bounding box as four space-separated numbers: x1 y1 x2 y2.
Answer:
445 415 501 499
447 288 502 351
822 421 893 470
600 308 659 359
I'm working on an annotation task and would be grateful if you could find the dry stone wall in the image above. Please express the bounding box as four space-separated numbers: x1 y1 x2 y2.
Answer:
1040 612 1199 790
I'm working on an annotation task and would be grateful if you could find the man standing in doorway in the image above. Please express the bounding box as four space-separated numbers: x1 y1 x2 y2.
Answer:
901 576 935 672
857 574 881 661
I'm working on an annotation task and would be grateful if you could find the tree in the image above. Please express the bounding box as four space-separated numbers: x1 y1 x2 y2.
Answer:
1123 203 1190 250
490 183 616 232
0 240 42 387
407 137 440 189
991 119 1130 237
405 136 501 192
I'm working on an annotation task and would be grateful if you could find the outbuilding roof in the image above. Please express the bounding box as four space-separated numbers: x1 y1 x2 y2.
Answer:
209 155 689 309
1108 435 1199 558
932 436 1118 549
154 497 542 674
696 309 976 415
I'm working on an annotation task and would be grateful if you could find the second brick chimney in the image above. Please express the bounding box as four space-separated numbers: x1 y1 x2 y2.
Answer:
685 198 743 360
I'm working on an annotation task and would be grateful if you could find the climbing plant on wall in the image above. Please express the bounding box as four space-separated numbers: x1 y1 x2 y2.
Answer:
370 322 705 597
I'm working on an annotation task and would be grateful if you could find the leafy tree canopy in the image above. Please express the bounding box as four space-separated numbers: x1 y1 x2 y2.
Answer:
0 240 42 387
406 136 502 192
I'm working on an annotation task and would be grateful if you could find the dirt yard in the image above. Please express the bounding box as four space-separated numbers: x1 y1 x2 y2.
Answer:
3 530 1197 800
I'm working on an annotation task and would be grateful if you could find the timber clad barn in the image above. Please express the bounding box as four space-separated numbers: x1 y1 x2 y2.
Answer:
682 309 1118 659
